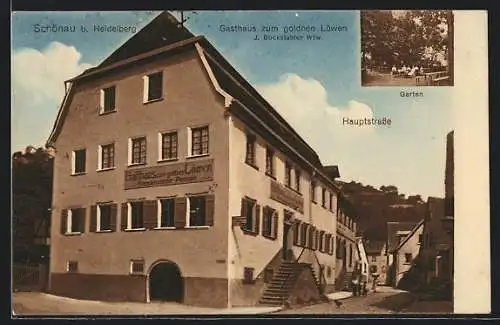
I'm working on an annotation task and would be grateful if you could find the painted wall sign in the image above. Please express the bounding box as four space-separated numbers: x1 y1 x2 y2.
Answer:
124 159 214 189
270 180 304 213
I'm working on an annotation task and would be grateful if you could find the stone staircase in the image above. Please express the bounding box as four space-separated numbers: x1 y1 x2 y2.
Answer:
259 261 321 306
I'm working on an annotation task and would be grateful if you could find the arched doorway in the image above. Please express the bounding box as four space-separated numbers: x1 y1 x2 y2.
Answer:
148 261 184 302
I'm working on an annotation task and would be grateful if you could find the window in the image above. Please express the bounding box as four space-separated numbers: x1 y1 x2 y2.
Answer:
325 234 331 253
285 162 292 187
159 198 175 228
311 180 317 202
265 147 274 176
191 126 209 156
418 234 423 244
405 253 413 263
101 86 116 113
370 265 378 273
72 149 86 174
319 231 325 252
295 169 301 192
67 261 78 273
130 260 145 275
130 137 147 165
262 206 278 239
99 143 115 170
371 256 377 262
98 204 112 231
188 196 206 227
128 201 144 229
241 197 260 234
67 208 85 234
326 266 332 278
144 71 163 102
160 132 178 161
245 134 257 167
300 223 308 246
329 193 333 211
349 245 353 267
243 267 255 284
322 188 326 207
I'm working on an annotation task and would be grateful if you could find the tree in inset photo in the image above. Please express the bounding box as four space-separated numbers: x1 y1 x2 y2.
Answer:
361 10 453 87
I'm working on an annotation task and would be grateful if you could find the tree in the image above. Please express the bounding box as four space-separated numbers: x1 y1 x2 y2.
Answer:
361 10 452 70
12 146 54 264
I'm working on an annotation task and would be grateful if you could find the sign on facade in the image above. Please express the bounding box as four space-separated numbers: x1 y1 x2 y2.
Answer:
124 159 214 189
270 180 304 213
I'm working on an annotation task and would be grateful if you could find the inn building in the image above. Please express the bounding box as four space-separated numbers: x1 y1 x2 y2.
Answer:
46 12 344 308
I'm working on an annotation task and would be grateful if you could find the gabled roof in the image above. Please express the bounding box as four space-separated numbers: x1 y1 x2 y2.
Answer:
391 219 424 253
364 240 385 254
386 221 419 253
45 11 341 192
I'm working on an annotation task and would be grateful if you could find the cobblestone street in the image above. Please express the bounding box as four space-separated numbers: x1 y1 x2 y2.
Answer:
13 286 453 316
275 287 453 315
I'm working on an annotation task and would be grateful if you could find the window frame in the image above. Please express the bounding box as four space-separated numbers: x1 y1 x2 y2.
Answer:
158 131 178 162
129 136 147 166
262 206 278 239
311 180 317 203
265 146 275 177
71 148 86 175
130 259 145 275
242 197 259 234
188 125 210 158
97 142 115 171
66 208 84 234
187 195 208 228
67 261 78 273
127 201 145 231
285 162 292 188
100 85 116 114
97 203 113 232
143 71 163 103
156 197 176 229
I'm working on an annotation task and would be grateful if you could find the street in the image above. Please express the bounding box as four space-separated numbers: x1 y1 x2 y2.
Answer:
276 286 453 315
12 286 453 316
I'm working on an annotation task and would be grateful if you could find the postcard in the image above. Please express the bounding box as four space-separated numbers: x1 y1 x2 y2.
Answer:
11 10 490 316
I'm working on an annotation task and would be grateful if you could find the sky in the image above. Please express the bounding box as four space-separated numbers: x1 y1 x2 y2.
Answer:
11 11 454 199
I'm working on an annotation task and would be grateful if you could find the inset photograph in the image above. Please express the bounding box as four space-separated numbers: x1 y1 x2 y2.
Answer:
361 10 454 87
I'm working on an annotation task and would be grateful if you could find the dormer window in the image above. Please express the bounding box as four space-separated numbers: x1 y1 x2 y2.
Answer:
143 71 163 102
100 86 116 114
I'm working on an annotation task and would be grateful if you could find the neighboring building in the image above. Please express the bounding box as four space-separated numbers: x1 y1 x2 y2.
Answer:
365 240 387 284
388 220 424 287
385 221 419 287
334 195 359 290
355 237 369 283
419 197 453 284
45 12 342 308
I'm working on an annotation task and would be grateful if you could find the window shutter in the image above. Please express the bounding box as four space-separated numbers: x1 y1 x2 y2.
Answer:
293 221 300 245
331 237 335 255
240 198 247 229
262 207 269 236
174 197 186 228
313 229 318 250
121 203 128 231
143 200 157 229
110 204 117 232
90 205 97 232
205 194 215 226
79 208 86 233
255 204 261 234
272 211 278 239
60 209 68 234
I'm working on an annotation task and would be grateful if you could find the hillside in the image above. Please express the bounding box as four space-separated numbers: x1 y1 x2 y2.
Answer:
337 181 426 241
